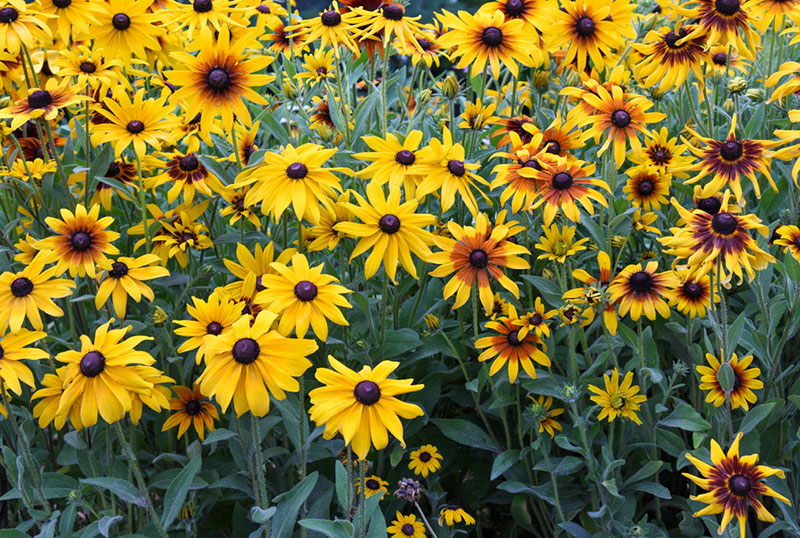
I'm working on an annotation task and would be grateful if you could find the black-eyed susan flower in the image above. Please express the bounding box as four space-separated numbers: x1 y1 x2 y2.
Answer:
387 512 426 538
0 328 47 396
167 27 273 136
95 255 169 318
222 242 297 300
659 194 775 283
563 250 617 334
349 3 429 54
438 505 475 526
290 2 359 56
129 365 173 425
428 213 530 312
493 114 536 148
774 225 800 262
148 148 225 205
670 269 717 318
484 292 510 320
526 112 586 159
588 368 647 425
308 356 424 459
199 311 317 417
517 297 556 338
529 395 564 438
174 291 245 365
0 80 84 131
168 0 242 39
236 143 348 224
683 433 791 538
37 203 119 278
633 24 708 91
408 444 443 477
162 384 219 441
353 130 425 195
697 352 763 411
308 192 354 253
676 0 760 60
437 9 538 79
535 224 589 264
489 130 547 213
623 164 671 211
0 250 74 334
53 46 123 93
40 0 102 41
296 48 337 87
630 127 693 179
0 1 52 55
356 475 389 499
528 156 609 226
93 0 164 60
218 185 260 227
151 212 214 268
608 261 678 321
264 18 308 57
480 0 549 32
255 253 351 341
334 181 435 283
396 30 444 68
92 89 175 158
32 368 82 430
56 320 158 427
459 99 498 131
475 304 550 383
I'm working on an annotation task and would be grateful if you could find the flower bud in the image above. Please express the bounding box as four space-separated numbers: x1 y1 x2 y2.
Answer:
417 89 432 107
532 70 550 93
424 313 440 330
282 78 299 100
727 76 747 94
152 306 167 327
442 74 459 99
745 88 764 101
722 97 735 113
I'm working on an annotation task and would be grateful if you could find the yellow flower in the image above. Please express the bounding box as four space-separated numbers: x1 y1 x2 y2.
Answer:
535 224 589 263
588 368 647 425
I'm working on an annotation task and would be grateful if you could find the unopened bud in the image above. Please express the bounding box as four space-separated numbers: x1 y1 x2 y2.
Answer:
722 97 735 113
727 76 747 94
745 88 763 101
152 306 167 327
282 79 299 100
442 74 459 99
417 89 432 107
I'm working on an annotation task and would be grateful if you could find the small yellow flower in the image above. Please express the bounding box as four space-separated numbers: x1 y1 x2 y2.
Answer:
588 369 647 425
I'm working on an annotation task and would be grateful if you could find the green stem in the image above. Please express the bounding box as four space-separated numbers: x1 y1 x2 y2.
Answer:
251 414 271 537
359 462 366 538
134 153 150 253
538 439 565 525
41 119 74 210
413 502 439 538
381 42 391 137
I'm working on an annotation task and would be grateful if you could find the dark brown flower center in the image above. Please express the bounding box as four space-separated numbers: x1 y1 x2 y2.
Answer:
0 7 19 23
294 280 318 301
10 277 33 298
109 261 128 278
243 145 255 163
715 0 740 15
711 212 738 235
728 474 751 496
682 281 703 299
366 479 380 489
382 4 404 20
53 0 72 9
112 13 131 30
575 16 595 37
447 160 465 177
401 523 415 536
80 351 106 377
354 380 381 405
286 162 308 179
481 26 504 47
181 233 195 243
712 52 728 65
379 214 401 234
255 275 266 292
417 37 433 50
185 400 201 415
0 345 3 359
530 313 543 325
193 0 212 12
552 171 573 190
637 179 655 195
206 321 223 335
232 338 260 364
28 90 53 109
70 231 92 251
395 149 415 165
794 237 800 249
206 67 231 92
697 197 722 214
652 149 668 163
419 451 432 462
546 140 561 154
321 10 341 26
256 3 271 13
629 271 653 293
179 154 199 171
469 249 488 268
126 120 145 134
719 140 743 161
507 330 522 346
505 0 525 15
34 146 45 159
611 109 631 128
80 61 96 73
522 159 541 169
664 28 687 48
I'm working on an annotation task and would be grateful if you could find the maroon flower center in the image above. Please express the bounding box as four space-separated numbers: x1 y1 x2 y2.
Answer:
507 330 522 346
697 197 722 214
34 146 45 159
80 61 96 73
112 13 131 30
286 162 308 179
715 0 740 16
366 479 380 489
80 351 106 377
546 140 561 154
719 140 743 161
481 26 504 47
109 261 128 278
294 280 318 301
256 4 271 13
185 400 201 415
382 4 404 20
664 28 687 48
447 160 465 177
70 231 92 251
552 172 573 190
28 90 53 109
794 237 800 249
711 212 738 235
232 338 260 364
417 38 433 50
682 281 703 299
505 0 525 15
255 275 266 292
243 145 255 163
575 16 595 37
469 249 488 268
401 523 415 536
395 149 415 165
126 120 145 134
637 180 655 195
712 52 728 65
354 380 381 405
179 154 199 171
106 162 121 177
10 277 33 298
419 451 432 462
206 321 223 335
53 0 72 8
652 149 668 163
321 10 341 26
522 159 541 169
728 474 751 496
529 313 543 325
611 109 631 128
0 345 3 359
629 271 653 293
193 0 213 12
206 67 231 92
0 6 18 22
181 233 195 243
379 214 401 234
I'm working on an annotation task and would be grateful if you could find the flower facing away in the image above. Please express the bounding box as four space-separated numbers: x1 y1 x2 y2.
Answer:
529 395 564 438
408 444 443 477
387 512 426 538
683 433 791 538
588 368 647 425
308 356 424 459
162 384 219 441
198 311 317 417
438 505 476 526
356 475 389 499
697 352 763 411
563 250 618 335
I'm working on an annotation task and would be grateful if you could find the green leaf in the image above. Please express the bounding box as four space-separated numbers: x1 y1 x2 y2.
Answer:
628 481 672 499
334 460 349 514
519 275 562 307
658 402 711 432
624 461 662 485
0 531 33 538
98 515 124 538
726 312 747 354
739 402 776 435
433 418 500 453
249 506 277 524
271 472 319 538
161 456 202 530
202 428 238 445
491 450 520 480
557 522 591 538
298 520 353 538
80 477 146 507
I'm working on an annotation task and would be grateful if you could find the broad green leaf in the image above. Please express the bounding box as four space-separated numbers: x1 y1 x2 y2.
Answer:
739 402 776 435
80 477 146 507
161 456 202 529
271 472 319 538
298 520 353 538
658 402 711 432
491 450 520 480
433 418 500 453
